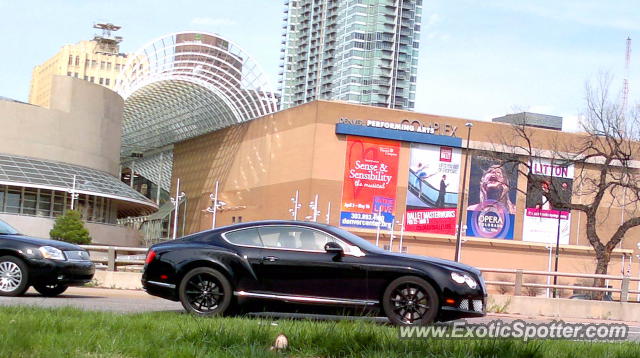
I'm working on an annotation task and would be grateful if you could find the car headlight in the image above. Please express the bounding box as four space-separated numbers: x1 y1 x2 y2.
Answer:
451 272 478 289
39 246 66 261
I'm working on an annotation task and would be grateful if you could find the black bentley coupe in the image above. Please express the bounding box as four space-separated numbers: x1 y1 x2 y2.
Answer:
142 220 486 325
0 218 95 297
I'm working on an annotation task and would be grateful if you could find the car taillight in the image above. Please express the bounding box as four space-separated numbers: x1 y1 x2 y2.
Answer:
145 250 156 264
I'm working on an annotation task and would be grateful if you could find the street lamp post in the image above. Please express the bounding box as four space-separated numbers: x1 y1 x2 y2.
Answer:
454 122 473 262
68 174 79 210
398 213 405 253
170 178 185 240
289 190 301 220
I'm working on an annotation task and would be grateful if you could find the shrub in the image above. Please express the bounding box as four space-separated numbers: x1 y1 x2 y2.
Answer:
49 210 91 245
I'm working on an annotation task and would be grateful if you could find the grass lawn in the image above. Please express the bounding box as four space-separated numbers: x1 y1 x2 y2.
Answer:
0 306 638 357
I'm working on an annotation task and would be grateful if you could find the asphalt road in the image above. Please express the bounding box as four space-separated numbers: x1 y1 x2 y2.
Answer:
2 287 640 341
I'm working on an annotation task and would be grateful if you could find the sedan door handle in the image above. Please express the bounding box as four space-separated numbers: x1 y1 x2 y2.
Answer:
263 256 279 262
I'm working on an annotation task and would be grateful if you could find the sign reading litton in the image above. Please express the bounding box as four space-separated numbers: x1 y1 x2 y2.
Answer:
522 159 574 244
340 136 400 230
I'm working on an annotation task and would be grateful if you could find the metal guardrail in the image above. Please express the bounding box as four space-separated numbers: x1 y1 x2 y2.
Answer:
480 268 640 302
81 245 147 271
78 246 640 302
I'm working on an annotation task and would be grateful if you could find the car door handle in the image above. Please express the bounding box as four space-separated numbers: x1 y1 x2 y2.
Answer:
263 256 279 262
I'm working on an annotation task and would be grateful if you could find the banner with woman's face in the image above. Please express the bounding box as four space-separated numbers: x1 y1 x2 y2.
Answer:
465 156 518 239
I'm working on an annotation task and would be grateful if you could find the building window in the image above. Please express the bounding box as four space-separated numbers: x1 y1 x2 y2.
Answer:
92 60 97 68
99 78 104 85
68 55 73 65
75 56 80 66
5 187 21 214
67 72 72 76
105 78 110 86
100 61 106 70
84 75 88 80
106 62 111 70
90 76 95 83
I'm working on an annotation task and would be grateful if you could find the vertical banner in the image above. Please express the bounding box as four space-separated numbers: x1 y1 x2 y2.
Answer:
405 144 461 235
522 159 574 244
340 136 400 229
466 156 518 239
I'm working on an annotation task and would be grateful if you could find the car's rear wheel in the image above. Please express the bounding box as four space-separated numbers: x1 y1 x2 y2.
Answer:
178 267 232 316
382 276 439 326
33 283 68 297
0 256 29 297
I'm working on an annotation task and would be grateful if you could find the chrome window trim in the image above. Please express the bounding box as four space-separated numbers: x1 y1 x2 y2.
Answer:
234 291 377 306
221 225 365 257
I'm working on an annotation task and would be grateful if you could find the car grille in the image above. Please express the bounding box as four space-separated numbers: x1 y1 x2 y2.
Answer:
459 299 483 313
64 250 90 261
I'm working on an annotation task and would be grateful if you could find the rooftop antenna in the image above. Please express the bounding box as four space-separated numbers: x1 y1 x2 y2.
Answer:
93 22 123 54
623 37 631 111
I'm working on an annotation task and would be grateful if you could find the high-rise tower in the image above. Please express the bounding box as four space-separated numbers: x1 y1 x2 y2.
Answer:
279 0 422 111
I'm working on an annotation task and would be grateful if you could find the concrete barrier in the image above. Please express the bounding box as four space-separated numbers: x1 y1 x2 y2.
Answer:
489 295 640 322
92 270 142 290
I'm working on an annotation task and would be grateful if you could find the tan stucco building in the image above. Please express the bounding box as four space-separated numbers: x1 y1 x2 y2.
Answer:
29 38 128 108
170 100 639 293
1 76 156 246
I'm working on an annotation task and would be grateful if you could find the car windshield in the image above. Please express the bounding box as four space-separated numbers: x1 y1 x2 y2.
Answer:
326 226 385 253
0 219 19 235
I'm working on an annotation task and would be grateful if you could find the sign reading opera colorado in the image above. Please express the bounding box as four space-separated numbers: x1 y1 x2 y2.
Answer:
340 136 400 229
405 144 461 235
465 156 518 239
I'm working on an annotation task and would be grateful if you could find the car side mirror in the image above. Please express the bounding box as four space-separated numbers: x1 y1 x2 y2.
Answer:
324 242 343 256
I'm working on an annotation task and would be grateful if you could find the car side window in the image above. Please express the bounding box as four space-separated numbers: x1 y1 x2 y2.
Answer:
258 226 336 251
224 228 263 247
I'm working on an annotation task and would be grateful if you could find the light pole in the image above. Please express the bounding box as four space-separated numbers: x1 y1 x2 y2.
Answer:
289 190 301 220
454 122 473 262
170 178 185 240
398 213 405 253
545 245 553 298
68 174 79 210
325 202 331 224
388 220 395 251
205 180 226 229
308 194 320 222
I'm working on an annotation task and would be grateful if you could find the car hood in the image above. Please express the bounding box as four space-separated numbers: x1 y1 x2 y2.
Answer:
0 234 86 251
380 251 482 276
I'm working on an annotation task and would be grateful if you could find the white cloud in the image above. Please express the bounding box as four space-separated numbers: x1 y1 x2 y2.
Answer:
190 17 236 26
426 13 441 27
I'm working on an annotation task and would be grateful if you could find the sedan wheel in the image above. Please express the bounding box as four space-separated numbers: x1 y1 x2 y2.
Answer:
0 256 29 297
34 283 68 297
383 276 439 325
179 267 232 316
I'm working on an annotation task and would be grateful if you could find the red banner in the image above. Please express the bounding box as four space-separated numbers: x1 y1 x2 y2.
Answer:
340 136 400 229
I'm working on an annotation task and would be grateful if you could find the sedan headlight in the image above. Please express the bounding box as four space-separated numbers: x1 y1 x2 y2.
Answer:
39 246 66 261
451 272 478 289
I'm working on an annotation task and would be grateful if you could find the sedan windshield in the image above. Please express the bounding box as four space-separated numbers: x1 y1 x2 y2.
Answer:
0 219 19 235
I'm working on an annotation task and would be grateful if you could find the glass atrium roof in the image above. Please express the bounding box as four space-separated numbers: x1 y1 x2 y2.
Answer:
115 32 279 158
0 153 157 211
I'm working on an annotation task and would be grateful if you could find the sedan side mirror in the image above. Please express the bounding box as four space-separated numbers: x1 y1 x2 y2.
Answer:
324 241 343 256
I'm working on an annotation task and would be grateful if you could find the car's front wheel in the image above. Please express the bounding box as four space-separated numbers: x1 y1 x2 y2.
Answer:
382 276 439 325
0 256 29 297
178 267 232 316
33 283 68 297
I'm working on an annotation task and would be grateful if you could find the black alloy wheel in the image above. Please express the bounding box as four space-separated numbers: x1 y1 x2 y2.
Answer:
33 283 69 297
383 276 439 325
0 256 29 297
178 267 232 316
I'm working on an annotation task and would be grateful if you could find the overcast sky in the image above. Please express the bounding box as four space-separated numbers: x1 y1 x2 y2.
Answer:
1 0 638 132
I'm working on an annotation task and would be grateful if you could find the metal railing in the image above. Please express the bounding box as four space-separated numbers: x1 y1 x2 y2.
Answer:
480 268 640 302
78 245 640 303
81 245 147 271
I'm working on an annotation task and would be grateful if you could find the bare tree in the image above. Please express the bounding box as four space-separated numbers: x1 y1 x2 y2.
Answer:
492 74 640 296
